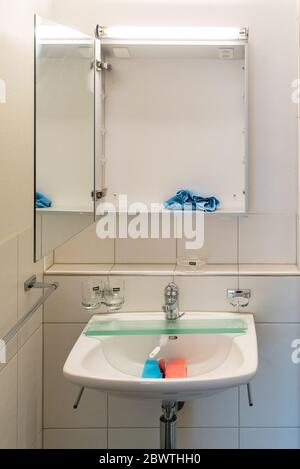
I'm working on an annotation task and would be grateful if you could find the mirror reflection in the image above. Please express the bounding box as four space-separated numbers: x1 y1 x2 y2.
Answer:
34 16 95 261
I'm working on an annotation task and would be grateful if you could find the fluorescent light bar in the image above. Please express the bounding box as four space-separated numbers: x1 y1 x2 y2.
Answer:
102 26 246 41
36 24 90 41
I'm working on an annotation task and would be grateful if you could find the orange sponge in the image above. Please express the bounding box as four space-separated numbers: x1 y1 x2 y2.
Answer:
165 359 187 379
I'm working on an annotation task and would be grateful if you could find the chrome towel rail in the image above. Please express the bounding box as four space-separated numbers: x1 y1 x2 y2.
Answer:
0 275 58 347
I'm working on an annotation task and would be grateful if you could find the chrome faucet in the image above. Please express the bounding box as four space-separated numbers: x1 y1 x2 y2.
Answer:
162 282 182 320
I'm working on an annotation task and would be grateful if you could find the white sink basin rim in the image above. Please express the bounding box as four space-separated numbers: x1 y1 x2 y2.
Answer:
64 312 258 400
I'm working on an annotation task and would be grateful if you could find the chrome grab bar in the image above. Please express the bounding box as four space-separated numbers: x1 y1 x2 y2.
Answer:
0 275 58 348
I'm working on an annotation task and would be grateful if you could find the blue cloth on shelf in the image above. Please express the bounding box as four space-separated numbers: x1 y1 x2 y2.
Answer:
164 190 220 212
35 192 52 208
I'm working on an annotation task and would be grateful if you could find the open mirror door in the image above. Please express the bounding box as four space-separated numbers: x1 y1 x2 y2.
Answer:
34 16 96 261
95 26 248 215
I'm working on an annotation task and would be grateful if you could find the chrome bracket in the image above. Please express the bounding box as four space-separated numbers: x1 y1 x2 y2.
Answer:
95 60 112 72
1 276 58 348
91 188 107 200
24 275 39 291
24 275 57 292
227 289 251 308
247 383 254 407
73 387 85 409
95 24 105 39
239 27 249 40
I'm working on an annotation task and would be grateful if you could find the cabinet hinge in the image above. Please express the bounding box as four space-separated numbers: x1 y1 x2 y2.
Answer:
95 60 112 72
91 188 107 200
239 28 249 40
95 24 105 39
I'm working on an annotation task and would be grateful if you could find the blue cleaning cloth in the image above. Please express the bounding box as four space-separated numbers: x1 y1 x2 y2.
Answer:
142 360 162 379
35 192 52 209
164 190 220 212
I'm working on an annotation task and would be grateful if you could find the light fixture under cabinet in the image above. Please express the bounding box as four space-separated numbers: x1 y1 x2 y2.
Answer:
96 26 248 42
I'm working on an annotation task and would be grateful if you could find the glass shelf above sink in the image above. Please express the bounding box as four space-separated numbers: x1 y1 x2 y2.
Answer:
84 318 248 337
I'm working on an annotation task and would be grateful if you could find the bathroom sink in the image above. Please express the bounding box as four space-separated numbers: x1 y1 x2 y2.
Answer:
63 312 258 400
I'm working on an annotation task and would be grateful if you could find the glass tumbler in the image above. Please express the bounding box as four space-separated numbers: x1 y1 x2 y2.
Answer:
104 278 125 311
81 279 103 310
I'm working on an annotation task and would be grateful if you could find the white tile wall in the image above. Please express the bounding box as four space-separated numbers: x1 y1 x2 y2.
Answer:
111 264 175 275
0 236 18 338
17 328 43 448
177 428 239 449
18 227 43 321
108 428 239 449
44 429 107 449
239 276 300 322
115 237 176 264
54 223 114 264
44 324 107 429
44 275 105 323
108 397 161 428
108 429 159 449
176 276 238 312
0 230 45 449
177 215 238 264
240 324 300 427
239 214 297 264
177 388 238 428
0 337 17 374
0 356 17 449
240 428 300 449
33 432 43 450
18 307 43 350
53 213 298 267
42 213 94 259
108 391 238 432
109 276 173 312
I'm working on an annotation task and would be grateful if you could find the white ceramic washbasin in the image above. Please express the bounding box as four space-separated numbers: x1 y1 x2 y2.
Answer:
63 312 258 400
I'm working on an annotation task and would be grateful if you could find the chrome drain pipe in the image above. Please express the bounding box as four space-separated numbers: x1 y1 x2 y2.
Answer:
160 401 184 449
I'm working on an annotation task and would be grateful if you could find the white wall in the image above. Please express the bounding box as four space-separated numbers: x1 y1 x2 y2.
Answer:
0 0 53 449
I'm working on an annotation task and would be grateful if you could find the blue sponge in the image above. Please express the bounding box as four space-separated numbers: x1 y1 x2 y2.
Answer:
142 359 163 379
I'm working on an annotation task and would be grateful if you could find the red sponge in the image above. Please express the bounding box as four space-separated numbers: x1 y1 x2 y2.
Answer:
165 359 187 379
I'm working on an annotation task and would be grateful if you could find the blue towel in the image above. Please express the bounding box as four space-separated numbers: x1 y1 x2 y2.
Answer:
35 192 52 208
164 190 220 212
